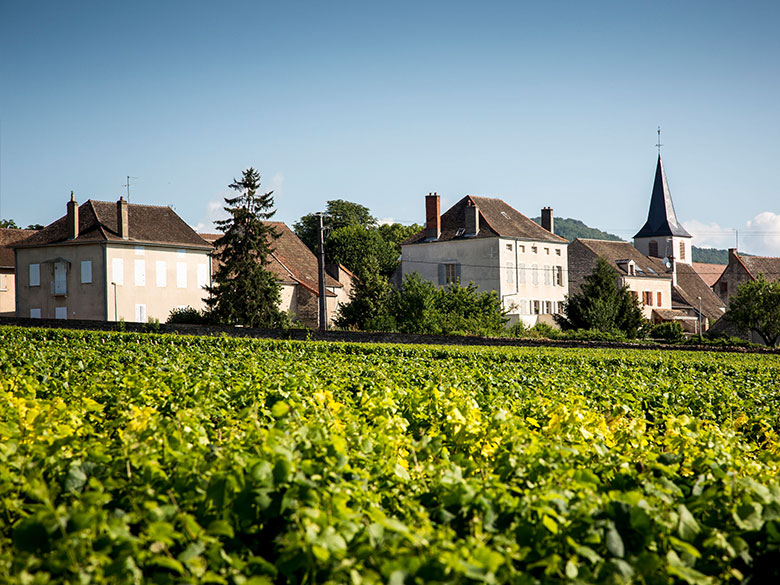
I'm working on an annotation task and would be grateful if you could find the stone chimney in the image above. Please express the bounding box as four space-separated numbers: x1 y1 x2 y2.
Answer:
668 255 677 288
728 248 738 263
67 191 79 239
465 199 479 236
117 197 129 239
541 207 554 234
425 192 441 241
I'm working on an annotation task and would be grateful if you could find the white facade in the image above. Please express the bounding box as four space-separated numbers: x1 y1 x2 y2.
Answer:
634 235 692 266
402 236 568 326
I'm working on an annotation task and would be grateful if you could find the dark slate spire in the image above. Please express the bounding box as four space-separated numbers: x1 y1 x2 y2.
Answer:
634 155 692 239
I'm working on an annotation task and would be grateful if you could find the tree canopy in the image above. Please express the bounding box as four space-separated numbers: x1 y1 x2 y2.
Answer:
555 257 645 336
725 276 780 346
205 168 286 328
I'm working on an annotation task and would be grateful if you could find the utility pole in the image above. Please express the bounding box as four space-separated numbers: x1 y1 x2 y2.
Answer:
316 212 328 331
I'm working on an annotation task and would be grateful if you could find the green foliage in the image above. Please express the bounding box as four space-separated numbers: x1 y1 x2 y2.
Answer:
294 199 376 252
648 321 686 343
1 327 779 583
0 218 19 229
142 317 161 333
337 273 508 336
531 216 624 242
557 258 646 336
205 168 286 328
692 246 728 265
725 276 780 346
167 306 209 325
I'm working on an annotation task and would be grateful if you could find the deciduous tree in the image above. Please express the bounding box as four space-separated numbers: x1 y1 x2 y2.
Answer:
725 276 780 346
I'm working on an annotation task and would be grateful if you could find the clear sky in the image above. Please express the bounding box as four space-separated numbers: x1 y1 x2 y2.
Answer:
2 1 779 255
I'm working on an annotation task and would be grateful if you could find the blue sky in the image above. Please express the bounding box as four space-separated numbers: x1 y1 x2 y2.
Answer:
2 1 779 254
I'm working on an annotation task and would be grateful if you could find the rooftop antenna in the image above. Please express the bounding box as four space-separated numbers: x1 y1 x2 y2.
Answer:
122 176 138 202
656 126 663 156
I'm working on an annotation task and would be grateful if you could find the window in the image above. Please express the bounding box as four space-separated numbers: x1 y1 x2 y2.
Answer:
55 307 67 320
156 261 167 287
506 243 513 251
438 262 460 285
112 258 124 285
0 274 7 291
555 266 563 286
197 264 209 289
679 241 686 260
531 246 538 254
518 263 526 284
81 261 92 284
177 262 187 288
643 291 652 306
518 299 528 314
29 263 40 287
54 261 67 295
135 246 145 256
30 308 41 319
545 301 552 314
720 282 728 294
545 248 550 255
657 291 662 306
519 245 525 253
533 300 540 314
543 265 551 286
531 264 539 285
648 240 659 257
506 262 514 284
134 259 146 286
630 291 638 300
135 304 147 323
555 249 561 256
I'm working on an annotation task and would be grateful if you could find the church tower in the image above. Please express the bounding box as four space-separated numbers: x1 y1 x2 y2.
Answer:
633 154 693 265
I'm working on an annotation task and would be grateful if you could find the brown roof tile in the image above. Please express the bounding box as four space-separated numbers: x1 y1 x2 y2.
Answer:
691 262 725 287
16 200 211 249
202 222 342 297
575 238 669 277
672 263 726 322
403 195 566 245
0 228 37 267
739 255 780 282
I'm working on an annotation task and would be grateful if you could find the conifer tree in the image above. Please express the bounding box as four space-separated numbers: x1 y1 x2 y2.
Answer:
205 168 286 328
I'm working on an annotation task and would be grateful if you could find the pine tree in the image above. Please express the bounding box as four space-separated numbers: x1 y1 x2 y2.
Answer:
205 168 286 328
555 257 645 336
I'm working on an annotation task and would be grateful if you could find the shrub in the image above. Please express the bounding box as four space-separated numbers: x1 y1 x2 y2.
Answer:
648 321 685 343
167 306 209 325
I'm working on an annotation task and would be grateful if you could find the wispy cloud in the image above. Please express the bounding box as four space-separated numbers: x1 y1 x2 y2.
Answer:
684 211 780 256
193 198 229 233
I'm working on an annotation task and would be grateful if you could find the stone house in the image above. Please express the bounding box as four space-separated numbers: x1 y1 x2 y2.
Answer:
201 222 354 328
713 248 780 305
401 193 568 326
14 195 212 322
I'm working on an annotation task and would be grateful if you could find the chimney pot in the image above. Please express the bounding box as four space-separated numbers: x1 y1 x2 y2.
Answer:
425 192 441 241
541 207 554 234
117 197 129 239
67 192 79 239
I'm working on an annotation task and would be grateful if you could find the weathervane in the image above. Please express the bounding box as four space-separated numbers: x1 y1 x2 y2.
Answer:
656 126 663 156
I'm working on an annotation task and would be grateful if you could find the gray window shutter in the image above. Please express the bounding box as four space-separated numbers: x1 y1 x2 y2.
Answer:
455 263 462 283
438 263 446 285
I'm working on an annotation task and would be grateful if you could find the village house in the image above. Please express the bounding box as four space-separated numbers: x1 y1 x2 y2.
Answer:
401 193 568 326
14 195 212 322
713 248 780 305
0 228 37 316
201 222 354 328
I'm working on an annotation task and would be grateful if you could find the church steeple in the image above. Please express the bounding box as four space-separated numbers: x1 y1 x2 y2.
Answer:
634 155 692 239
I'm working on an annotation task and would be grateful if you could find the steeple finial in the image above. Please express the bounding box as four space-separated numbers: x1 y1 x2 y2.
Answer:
656 126 662 156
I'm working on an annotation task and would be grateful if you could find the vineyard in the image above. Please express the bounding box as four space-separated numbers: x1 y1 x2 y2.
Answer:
1 327 779 584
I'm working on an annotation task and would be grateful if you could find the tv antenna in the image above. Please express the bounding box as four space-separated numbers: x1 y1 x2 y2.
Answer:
122 175 138 202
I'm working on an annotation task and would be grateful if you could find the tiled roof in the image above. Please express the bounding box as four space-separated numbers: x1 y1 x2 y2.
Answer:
0 228 37 267
691 262 726 287
739 255 780 282
15 200 211 249
574 238 669 277
403 195 566 245
672 262 726 322
634 156 692 239
202 222 342 297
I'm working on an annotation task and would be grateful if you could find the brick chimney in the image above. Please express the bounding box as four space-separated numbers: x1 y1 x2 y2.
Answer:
67 191 79 239
465 199 479 236
425 192 441 241
541 207 554 234
117 197 129 239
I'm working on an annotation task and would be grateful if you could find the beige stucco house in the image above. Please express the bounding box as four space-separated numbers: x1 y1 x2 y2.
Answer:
401 193 568 326
14 195 212 322
0 228 37 316
201 222 354 328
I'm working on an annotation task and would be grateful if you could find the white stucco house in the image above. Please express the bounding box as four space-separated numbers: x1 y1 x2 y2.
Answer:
401 193 568 326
